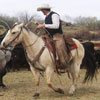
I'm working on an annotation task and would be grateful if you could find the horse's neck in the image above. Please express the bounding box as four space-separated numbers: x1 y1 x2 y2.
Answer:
22 29 44 58
22 30 38 47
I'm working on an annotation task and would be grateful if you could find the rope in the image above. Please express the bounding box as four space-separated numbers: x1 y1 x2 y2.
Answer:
0 19 10 29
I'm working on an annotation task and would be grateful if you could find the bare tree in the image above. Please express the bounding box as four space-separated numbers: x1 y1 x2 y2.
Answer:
63 15 73 23
74 16 97 25
0 14 18 28
17 12 42 24
74 16 100 30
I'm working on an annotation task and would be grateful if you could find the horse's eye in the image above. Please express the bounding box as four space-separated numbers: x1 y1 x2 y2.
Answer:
12 32 16 34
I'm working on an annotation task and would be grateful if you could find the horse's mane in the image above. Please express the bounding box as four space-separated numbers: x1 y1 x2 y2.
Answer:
23 26 39 37
11 24 33 35
11 23 19 29
23 26 29 32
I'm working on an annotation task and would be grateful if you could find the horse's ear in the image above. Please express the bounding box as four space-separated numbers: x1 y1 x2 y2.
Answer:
18 23 24 28
15 22 19 25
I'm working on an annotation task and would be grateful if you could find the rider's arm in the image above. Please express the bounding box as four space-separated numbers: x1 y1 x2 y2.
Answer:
45 14 60 29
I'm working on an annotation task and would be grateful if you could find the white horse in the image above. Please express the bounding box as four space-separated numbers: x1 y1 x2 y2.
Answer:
1 23 85 97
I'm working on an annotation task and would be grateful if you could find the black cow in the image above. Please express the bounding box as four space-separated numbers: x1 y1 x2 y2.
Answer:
81 42 95 68
95 49 100 68
81 42 98 82
10 45 30 72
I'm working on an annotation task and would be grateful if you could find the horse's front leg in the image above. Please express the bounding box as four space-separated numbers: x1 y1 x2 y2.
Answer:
30 65 40 97
46 66 64 94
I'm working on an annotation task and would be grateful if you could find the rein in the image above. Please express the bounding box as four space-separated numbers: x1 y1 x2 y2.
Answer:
0 48 12 52
5 27 40 49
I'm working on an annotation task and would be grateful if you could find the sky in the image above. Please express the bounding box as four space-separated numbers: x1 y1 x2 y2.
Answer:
0 0 100 20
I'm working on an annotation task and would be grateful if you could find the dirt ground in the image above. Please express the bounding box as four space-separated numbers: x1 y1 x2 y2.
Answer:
0 69 100 100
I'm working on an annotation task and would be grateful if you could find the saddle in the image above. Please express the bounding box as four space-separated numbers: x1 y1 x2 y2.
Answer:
42 34 78 73
63 34 78 53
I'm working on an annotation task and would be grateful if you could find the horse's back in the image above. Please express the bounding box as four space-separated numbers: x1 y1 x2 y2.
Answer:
71 38 84 59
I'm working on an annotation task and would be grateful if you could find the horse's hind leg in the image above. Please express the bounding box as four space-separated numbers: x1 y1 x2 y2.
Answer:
69 72 79 95
46 66 64 94
69 62 81 95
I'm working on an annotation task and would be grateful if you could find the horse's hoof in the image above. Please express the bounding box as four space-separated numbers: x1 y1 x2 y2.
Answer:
69 93 74 96
33 93 40 98
55 88 64 94
0 84 7 89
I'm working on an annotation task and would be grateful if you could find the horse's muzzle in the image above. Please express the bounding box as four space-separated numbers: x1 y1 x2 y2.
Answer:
1 42 7 48
3 42 6 47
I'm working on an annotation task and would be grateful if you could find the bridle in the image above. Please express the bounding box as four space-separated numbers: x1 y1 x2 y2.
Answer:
4 27 23 48
4 26 39 49
0 47 12 52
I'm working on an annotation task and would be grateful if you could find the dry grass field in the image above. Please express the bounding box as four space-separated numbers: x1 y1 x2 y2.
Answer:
0 69 100 100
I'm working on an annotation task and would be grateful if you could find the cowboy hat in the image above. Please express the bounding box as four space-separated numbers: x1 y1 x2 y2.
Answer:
37 4 52 11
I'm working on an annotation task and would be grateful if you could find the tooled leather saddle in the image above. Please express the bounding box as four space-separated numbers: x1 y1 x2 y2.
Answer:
42 34 78 73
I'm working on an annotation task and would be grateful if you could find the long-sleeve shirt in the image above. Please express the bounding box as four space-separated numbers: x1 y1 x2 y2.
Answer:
45 12 60 29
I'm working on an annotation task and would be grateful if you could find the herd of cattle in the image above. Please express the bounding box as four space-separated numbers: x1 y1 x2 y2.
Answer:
6 44 30 72
0 30 100 88
5 40 100 72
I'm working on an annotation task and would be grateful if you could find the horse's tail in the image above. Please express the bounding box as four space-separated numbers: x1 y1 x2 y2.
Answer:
82 48 98 83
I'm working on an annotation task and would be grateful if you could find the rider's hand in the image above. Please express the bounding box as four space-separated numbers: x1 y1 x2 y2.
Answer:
37 24 45 29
